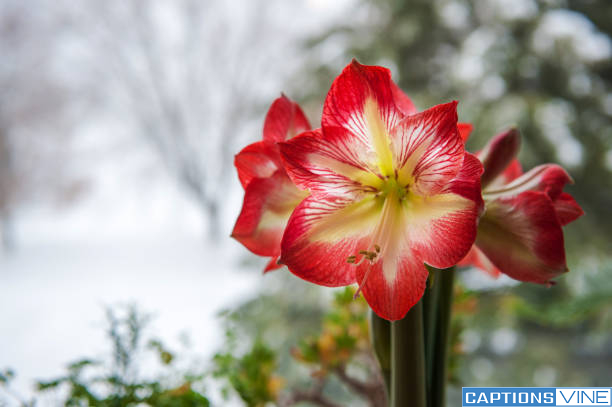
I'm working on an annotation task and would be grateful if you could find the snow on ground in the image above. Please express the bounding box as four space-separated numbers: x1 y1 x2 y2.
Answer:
0 236 259 392
0 130 260 405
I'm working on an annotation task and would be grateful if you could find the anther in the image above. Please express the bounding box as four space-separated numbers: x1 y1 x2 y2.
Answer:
358 250 377 261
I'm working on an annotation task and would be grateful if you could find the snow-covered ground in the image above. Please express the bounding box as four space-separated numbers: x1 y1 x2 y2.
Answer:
0 235 259 390
0 128 262 405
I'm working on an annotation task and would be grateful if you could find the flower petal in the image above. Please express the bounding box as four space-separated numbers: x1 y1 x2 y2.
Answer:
393 101 464 196
279 128 383 198
322 60 403 177
484 164 573 201
486 159 523 189
232 170 308 257
280 191 429 320
476 190 567 284
280 195 383 286
458 123 473 142
389 81 473 146
356 254 429 321
234 141 281 188
263 94 311 144
503 159 523 182
405 152 484 269
477 128 521 189
554 192 584 226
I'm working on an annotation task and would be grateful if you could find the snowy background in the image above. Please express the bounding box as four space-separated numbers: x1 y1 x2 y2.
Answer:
0 0 353 403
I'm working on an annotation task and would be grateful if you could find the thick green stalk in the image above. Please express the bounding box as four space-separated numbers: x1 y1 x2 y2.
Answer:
391 300 426 407
370 311 391 396
430 268 455 407
422 267 440 398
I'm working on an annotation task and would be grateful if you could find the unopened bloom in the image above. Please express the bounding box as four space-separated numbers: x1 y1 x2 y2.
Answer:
232 95 310 272
460 128 584 284
279 60 483 320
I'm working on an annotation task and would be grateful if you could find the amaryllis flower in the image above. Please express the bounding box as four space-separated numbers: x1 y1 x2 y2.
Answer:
460 128 584 284
279 60 484 321
232 95 311 272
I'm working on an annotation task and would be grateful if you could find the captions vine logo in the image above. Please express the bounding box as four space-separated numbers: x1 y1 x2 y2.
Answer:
462 388 612 406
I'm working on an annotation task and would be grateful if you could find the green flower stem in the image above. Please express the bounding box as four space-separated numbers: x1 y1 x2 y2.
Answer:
370 311 391 396
430 268 455 407
391 300 426 407
422 266 441 398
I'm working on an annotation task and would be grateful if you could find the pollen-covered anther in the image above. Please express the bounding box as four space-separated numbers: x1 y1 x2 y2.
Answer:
358 250 378 261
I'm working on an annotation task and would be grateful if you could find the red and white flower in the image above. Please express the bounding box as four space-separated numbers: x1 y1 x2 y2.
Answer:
232 95 311 272
460 128 584 284
279 60 484 320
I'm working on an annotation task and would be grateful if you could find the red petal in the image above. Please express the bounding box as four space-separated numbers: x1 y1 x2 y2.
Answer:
322 60 403 148
484 164 573 201
535 165 574 201
476 190 567 284
357 255 429 321
280 190 430 321
280 195 376 287
234 141 281 188
232 171 307 257
409 152 484 269
279 128 383 198
502 159 523 182
458 246 502 278
391 80 417 116
458 123 473 142
485 159 523 189
554 192 584 226
263 95 311 144
393 102 464 196
477 128 521 188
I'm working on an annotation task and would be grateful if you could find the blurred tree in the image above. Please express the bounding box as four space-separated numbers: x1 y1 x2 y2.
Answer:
0 0 84 251
299 0 612 252
59 0 310 237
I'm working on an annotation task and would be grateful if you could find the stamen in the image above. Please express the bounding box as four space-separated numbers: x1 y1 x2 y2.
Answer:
353 247 381 298
353 189 403 298
358 250 378 261
354 263 374 299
